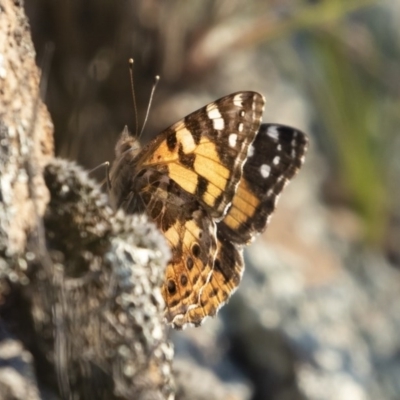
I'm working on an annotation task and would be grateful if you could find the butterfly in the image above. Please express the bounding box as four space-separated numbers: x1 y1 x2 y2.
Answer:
109 92 308 329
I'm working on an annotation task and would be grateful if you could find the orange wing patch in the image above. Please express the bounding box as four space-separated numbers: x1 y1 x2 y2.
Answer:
222 179 261 231
161 210 217 325
173 235 244 327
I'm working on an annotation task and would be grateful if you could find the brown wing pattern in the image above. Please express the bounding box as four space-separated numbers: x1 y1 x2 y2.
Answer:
220 124 308 244
139 92 265 219
177 232 244 326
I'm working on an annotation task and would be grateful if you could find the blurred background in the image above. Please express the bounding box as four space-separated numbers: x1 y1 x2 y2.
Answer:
24 0 400 399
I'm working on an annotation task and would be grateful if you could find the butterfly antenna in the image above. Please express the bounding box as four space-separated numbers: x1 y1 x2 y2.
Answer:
139 74 160 139
128 58 139 137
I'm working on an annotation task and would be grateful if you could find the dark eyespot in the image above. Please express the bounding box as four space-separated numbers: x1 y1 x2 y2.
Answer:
180 275 188 286
210 288 219 298
186 257 194 270
167 280 176 294
192 243 200 258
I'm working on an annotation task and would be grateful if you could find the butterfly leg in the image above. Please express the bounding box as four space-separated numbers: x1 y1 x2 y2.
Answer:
89 161 111 190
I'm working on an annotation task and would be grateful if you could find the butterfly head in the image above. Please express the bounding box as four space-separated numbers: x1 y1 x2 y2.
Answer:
109 126 143 211
114 125 142 159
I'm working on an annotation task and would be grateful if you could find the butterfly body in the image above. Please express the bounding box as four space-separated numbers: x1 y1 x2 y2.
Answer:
110 92 308 329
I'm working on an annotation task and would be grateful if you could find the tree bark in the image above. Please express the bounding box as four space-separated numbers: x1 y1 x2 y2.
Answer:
0 1 174 399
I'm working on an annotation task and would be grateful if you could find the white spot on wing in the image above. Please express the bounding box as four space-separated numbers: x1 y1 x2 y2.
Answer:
229 133 237 148
233 94 243 107
238 123 244 132
213 118 224 130
252 94 259 111
260 164 271 178
267 126 279 140
248 144 255 157
273 156 280 165
177 128 195 153
206 103 222 119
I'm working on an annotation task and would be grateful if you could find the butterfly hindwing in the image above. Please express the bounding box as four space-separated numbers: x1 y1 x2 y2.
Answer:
179 232 244 327
161 203 217 326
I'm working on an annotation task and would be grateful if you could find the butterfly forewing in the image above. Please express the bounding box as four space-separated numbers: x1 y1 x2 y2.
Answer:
219 124 308 245
140 92 265 218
